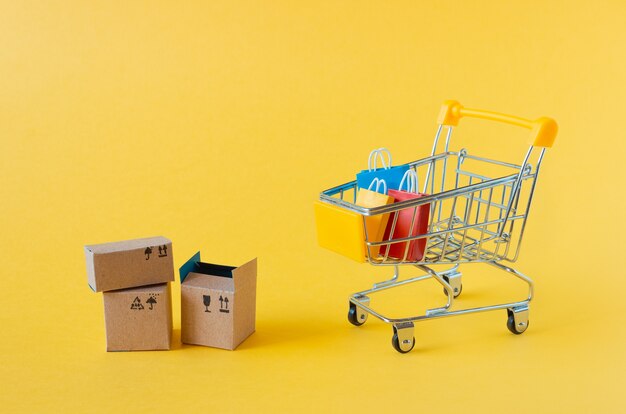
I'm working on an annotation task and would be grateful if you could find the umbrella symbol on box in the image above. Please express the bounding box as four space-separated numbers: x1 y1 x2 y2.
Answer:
144 247 152 260
146 296 157 310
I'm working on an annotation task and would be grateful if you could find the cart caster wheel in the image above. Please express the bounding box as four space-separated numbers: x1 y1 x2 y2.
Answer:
507 307 529 335
442 274 462 298
391 333 415 354
392 323 415 353
348 302 367 326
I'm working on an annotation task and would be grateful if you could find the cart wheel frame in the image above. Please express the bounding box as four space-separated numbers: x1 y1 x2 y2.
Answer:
507 306 529 334
348 298 369 326
391 322 415 353
442 273 463 298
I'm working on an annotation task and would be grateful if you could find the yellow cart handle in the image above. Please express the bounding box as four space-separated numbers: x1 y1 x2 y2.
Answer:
437 100 557 148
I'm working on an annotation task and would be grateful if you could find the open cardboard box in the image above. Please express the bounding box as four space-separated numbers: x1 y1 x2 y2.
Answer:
180 252 257 350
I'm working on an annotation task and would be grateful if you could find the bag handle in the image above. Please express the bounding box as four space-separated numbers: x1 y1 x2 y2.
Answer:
367 148 392 171
367 178 387 194
398 169 419 193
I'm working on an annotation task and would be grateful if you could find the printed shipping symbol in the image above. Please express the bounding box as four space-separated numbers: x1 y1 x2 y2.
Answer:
146 295 157 310
130 297 144 310
219 295 230 313
158 245 168 257
203 295 211 312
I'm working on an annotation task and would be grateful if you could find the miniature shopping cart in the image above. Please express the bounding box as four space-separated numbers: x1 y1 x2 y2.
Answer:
316 100 557 353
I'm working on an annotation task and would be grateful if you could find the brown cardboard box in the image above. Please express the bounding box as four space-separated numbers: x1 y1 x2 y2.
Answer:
180 252 257 350
103 282 173 351
85 236 174 292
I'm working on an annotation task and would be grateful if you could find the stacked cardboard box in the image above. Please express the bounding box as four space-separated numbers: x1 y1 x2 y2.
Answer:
85 236 175 351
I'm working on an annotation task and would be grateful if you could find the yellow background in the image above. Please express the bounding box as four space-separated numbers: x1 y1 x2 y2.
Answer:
1 1 624 412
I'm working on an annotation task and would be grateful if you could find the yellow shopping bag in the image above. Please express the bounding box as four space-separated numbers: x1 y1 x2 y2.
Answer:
355 178 394 258
315 179 393 262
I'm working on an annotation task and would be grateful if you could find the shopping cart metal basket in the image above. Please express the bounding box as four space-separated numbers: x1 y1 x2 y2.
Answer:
316 100 557 353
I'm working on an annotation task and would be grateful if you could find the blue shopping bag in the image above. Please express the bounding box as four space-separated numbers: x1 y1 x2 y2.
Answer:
356 148 410 191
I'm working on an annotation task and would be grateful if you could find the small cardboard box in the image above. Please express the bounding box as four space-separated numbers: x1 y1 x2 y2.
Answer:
85 236 174 292
103 282 173 351
180 252 257 350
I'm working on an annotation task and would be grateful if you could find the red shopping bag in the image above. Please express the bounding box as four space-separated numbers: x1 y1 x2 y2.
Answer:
381 170 430 261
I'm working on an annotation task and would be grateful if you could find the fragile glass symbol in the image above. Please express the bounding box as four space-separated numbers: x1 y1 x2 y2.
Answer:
203 295 211 312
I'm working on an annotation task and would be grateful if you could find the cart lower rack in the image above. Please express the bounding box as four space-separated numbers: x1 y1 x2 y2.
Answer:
316 100 557 353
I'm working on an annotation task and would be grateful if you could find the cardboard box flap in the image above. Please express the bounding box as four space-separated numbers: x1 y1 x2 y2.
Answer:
232 258 257 291
179 251 202 284
183 272 235 291
179 252 256 291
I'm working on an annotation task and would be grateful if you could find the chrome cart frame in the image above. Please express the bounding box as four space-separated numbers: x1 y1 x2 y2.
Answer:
318 101 557 353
